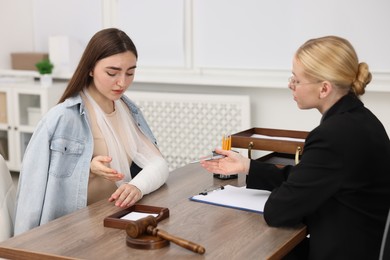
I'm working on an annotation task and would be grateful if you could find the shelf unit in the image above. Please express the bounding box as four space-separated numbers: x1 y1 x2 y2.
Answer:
0 81 66 171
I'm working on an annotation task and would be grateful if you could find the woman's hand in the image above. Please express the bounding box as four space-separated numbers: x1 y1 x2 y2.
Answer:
109 183 142 208
90 155 124 182
200 148 250 175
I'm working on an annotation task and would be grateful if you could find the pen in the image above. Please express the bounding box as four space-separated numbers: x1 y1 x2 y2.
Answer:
189 152 226 164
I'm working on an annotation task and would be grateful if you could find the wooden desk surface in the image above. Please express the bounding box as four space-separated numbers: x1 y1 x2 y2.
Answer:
0 163 306 260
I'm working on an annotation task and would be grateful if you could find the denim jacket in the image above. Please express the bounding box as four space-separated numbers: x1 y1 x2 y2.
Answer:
14 94 158 235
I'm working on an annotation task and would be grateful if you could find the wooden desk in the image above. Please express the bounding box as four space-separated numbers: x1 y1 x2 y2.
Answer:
0 164 306 260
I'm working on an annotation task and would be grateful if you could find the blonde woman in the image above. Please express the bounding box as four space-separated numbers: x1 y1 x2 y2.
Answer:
201 36 390 259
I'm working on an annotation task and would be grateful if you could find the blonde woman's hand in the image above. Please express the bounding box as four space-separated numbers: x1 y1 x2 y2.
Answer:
109 183 142 208
200 148 250 175
90 155 124 182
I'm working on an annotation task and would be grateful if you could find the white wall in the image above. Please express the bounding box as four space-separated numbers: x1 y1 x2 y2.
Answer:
2 0 390 72
1 0 389 135
130 82 390 135
0 0 34 69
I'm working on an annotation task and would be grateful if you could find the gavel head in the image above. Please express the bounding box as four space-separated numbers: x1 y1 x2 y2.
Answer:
126 215 158 238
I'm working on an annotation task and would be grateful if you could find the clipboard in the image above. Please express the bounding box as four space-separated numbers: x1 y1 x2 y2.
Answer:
190 185 271 214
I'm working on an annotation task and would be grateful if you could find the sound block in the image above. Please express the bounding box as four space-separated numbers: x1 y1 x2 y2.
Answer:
104 205 169 230
126 234 170 250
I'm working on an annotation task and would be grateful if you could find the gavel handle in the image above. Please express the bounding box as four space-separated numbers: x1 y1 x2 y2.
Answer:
147 226 205 255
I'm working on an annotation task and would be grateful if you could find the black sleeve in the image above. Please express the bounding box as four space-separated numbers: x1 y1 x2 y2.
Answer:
246 160 292 191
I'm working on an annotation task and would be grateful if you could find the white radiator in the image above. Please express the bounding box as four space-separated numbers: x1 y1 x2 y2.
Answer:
126 91 251 171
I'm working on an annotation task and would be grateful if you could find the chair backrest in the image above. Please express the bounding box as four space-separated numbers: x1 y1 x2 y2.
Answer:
0 155 16 241
379 208 390 260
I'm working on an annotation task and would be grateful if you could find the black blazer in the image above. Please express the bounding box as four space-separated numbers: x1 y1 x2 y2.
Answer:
247 94 390 260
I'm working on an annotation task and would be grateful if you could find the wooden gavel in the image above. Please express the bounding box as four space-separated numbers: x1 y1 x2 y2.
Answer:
126 215 206 255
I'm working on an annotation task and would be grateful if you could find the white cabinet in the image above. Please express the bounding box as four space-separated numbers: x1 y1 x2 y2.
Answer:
0 82 66 171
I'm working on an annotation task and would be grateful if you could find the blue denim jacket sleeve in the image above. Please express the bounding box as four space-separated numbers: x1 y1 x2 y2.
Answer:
14 117 52 234
14 96 93 235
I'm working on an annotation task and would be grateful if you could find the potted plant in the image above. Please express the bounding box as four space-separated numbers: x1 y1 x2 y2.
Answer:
35 59 54 87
